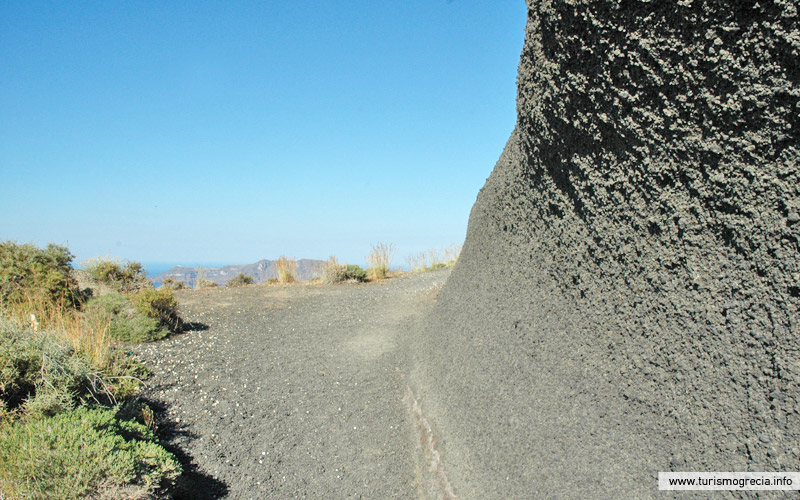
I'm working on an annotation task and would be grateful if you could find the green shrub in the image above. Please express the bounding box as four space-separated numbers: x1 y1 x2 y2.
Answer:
83 258 151 293
267 278 279 285
130 289 179 331
111 314 166 343
0 241 78 307
0 320 106 417
0 321 52 412
227 273 255 287
344 264 367 282
86 294 168 343
0 407 181 500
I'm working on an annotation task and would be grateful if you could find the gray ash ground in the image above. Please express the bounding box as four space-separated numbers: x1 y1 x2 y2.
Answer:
135 269 450 499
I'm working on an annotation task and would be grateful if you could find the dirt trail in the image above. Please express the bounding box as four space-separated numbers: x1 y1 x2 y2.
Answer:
135 269 452 499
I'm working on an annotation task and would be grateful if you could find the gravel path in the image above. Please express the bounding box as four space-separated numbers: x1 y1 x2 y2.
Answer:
135 269 451 499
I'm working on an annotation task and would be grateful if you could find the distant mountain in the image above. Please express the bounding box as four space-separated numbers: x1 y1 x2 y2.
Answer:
150 259 325 286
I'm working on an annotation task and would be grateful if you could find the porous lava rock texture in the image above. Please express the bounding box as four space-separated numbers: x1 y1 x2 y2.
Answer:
419 0 798 497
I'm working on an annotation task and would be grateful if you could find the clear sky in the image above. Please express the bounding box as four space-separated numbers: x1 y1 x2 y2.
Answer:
1 1 526 270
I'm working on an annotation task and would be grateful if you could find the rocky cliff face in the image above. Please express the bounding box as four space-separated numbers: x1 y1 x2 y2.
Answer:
417 1 798 497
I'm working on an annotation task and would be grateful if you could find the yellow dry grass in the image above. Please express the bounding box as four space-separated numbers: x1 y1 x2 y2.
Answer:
2 292 112 369
275 256 297 283
367 243 394 280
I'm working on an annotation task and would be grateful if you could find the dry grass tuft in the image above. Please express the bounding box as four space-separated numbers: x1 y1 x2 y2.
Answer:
367 243 394 280
275 256 297 283
322 256 345 284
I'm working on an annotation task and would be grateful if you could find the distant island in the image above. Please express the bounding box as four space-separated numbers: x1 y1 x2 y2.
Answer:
150 259 325 287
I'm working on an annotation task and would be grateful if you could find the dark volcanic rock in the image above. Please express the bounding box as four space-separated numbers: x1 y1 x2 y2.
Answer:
416 1 799 498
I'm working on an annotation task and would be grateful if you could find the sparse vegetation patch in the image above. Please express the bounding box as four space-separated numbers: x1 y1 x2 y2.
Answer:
405 244 461 272
0 241 181 498
160 277 187 290
323 257 368 284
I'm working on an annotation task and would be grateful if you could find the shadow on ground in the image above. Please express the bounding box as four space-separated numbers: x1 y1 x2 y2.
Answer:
139 396 228 500
178 321 210 333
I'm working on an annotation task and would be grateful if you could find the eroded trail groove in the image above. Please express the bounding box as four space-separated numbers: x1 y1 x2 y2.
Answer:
135 269 452 499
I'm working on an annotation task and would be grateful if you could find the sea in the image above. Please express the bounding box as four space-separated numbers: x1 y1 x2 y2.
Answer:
141 262 230 279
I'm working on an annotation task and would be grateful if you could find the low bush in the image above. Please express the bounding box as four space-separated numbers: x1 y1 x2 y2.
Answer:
0 241 78 307
0 406 181 500
267 278 279 285
113 314 166 343
227 273 254 287
83 258 151 293
367 242 394 280
82 289 180 344
130 288 180 332
275 256 296 283
85 293 168 343
344 264 367 282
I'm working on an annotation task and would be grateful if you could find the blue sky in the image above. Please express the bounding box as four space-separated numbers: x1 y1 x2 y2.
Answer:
1 1 526 270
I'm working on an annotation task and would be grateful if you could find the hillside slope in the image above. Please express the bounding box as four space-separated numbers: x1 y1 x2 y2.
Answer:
151 259 325 286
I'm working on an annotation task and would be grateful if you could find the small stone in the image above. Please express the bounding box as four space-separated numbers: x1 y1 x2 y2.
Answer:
788 212 800 224
759 433 771 444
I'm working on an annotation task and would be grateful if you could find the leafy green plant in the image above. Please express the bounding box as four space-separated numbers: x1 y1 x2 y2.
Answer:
83 258 151 293
0 241 78 307
0 407 181 500
227 273 254 287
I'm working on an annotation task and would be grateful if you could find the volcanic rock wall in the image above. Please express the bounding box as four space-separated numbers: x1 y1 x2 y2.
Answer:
417 1 798 497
